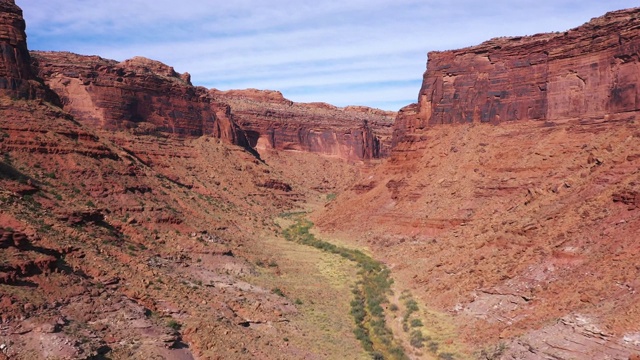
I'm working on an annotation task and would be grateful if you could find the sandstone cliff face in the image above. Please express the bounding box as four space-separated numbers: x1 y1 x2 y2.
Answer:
31 52 248 146
211 89 395 160
0 0 54 101
394 7 640 142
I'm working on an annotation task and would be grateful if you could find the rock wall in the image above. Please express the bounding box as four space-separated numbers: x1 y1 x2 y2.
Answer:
0 0 55 101
31 51 393 159
394 7 640 142
211 89 395 160
31 52 249 146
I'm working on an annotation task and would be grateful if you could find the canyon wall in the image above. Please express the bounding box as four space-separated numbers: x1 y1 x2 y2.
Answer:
0 0 54 101
211 89 395 160
32 51 393 160
32 52 249 146
393 7 640 143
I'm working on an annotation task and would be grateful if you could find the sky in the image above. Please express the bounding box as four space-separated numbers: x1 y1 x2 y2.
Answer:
18 1 637 111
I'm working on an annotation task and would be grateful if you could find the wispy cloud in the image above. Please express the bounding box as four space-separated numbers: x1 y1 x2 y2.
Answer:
18 0 635 110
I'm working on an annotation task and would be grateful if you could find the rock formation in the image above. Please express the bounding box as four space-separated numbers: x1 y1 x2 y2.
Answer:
32 52 248 146
32 52 394 160
211 89 395 160
0 0 54 101
393 7 640 142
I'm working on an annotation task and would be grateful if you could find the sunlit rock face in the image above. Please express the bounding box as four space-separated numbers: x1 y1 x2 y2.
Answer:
32 51 249 146
0 0 53 101
211 88 396 161
393 7 640 143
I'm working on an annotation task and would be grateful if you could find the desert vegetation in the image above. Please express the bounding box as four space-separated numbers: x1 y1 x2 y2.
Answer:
283 217 407 359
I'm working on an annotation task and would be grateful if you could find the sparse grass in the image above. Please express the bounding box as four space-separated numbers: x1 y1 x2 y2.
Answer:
250 224 367 358
478 343 507 359
402 296 420 332
438 352 455 360
283 217 406 359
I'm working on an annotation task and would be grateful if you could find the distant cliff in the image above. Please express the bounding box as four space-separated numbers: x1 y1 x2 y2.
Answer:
211 89 395 160
31 51 394 160
32 51 249 146
393 7 640 144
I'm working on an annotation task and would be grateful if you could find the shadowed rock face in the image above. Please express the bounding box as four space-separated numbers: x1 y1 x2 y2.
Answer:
393 7 640 142
211 89 395 160
31 52 249 147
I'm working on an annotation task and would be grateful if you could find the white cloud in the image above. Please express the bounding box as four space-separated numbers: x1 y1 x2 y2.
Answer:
17 0 637 110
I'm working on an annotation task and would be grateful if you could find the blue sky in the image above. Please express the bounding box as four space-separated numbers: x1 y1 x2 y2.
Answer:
18 0 636 111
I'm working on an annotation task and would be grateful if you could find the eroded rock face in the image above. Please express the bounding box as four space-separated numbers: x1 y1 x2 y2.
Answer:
394 7 640 142
0 0 54 101
211 89 395 160
31 52 248 146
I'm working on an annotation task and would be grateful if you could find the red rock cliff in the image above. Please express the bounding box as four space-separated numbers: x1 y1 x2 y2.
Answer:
394 7 640 143
31 51 248 146
0 0 55 101
211 89 395 160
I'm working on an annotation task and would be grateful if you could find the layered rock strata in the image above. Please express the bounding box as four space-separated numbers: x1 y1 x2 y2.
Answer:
31 52 248 146
394 7 640 142
211 89 395 160
0 0 54 101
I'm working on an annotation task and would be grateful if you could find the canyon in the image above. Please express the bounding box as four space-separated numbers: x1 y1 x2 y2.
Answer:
1 0 639 359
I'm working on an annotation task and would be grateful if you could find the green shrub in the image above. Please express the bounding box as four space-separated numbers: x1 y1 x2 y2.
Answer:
410 330 425 348
167 319 181 331
272 287 285 297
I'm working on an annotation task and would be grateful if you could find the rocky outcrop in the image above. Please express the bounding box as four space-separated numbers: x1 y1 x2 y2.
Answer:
0 228 63 285
211 89 395 160
394 7 640 142
31 52 248 146
0 0 56 101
